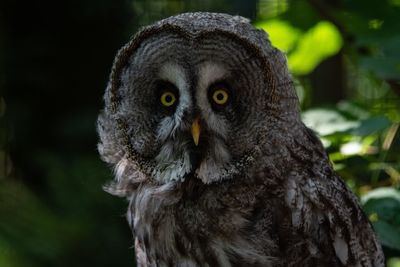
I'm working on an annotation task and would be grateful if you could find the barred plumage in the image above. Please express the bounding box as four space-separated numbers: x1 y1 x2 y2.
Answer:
97 12 384 266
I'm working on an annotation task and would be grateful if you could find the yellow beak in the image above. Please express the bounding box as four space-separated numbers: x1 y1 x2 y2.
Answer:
191 116 201 146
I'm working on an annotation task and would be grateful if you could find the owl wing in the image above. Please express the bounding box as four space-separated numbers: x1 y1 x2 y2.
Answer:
278 129 384 267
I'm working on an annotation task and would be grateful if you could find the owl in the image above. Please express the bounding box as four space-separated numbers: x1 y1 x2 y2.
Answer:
97 12 384 267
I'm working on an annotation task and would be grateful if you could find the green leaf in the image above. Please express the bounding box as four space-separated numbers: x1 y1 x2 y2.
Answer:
302 108 359 136
360 56 400 80
255 19 301 52
255 20 343 75
288 21 343 75
388 258 400 267
351 116 391 136
362 187 400 203
373 220 400 251
362 187 400 251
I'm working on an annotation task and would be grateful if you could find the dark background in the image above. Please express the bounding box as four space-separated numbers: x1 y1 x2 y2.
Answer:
1 1 400 266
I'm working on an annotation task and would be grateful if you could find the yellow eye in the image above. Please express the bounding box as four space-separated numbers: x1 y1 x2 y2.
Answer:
212 89 229 105
160 91 176 107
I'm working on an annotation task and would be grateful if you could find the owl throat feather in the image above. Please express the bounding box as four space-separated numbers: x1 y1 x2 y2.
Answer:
150 118 257 184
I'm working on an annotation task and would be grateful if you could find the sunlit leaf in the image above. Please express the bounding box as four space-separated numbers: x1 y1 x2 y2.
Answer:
340 141 363 155
255 19 301 52
388 258 400 267
362 187 400 203
289 21 343 75
256 20 343 75
302 108 359 136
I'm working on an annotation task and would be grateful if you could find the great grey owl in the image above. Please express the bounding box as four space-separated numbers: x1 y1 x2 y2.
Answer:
97 12 384 267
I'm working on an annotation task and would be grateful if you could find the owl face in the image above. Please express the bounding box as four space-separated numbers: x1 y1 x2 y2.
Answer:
99 13 301 189
115 31 269 183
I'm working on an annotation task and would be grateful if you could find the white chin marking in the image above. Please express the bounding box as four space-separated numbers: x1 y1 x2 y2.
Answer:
153 143 192 182
196 138 232 183
153 137 232 184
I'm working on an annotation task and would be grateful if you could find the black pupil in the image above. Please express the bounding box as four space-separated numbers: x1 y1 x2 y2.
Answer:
216 92 224 101
165 95 173 103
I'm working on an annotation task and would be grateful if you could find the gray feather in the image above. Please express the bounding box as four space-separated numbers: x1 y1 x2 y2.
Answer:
98 12 384 267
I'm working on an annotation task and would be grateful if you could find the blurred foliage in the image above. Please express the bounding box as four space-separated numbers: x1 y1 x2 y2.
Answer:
362 188 400 251
1 0 399 266
256 20 343 75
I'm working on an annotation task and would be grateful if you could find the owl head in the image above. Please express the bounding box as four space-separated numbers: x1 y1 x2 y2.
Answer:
98 12 301 194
